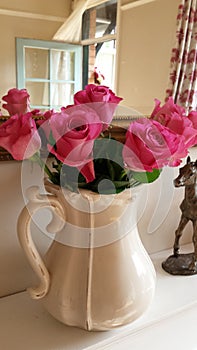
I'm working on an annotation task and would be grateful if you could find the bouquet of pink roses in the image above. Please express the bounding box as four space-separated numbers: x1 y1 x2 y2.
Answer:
0 84 197 193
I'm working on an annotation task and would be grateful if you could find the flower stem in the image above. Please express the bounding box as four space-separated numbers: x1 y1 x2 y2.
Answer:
30 152 54 180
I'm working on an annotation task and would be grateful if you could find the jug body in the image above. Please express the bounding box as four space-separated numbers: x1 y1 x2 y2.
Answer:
17 181 156 331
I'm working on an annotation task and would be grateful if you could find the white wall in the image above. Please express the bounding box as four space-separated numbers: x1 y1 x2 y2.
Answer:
0 161 52 297
116 0 180 114
0 0 72 297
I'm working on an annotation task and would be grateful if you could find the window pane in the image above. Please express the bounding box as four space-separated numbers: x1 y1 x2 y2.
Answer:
82 0 117 40
95 40 116 88
51 83 74 107
25 48 49 79
51 50 75 81
83 40 116 90
26 82 49 107
16 38 82 110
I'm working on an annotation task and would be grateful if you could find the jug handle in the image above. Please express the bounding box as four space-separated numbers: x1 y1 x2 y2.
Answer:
17 185 65 300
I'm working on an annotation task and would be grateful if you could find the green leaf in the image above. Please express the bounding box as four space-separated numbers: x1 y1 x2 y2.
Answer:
49 130 56 147
132 169 162 183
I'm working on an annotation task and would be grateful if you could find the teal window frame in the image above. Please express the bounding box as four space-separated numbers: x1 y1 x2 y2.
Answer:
16 38 82 110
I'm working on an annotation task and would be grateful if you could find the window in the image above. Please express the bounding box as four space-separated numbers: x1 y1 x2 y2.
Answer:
81 0 117 89
16 38 82 111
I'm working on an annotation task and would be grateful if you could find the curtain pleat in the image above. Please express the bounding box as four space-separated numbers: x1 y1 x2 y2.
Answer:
53 0 108 43
165 0 197 111
53 0 89 43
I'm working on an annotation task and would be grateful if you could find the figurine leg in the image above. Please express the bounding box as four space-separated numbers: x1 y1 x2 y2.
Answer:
189 220 197 271
173 215 189 256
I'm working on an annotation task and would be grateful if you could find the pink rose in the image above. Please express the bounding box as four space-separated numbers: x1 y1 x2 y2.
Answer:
74 84 122 129
150 97 186 123
2 88 31 115
37 109 55 140
150 97 197 148
47 105 103 182
123 118 188 172
187 110 197 145
74 84 122 104
38 109 54 124
0 113 41 160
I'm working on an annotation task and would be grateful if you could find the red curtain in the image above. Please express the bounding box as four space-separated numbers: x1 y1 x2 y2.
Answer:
166 0 197 111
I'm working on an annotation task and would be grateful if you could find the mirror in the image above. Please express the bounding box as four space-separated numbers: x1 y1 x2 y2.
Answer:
0 0 181 160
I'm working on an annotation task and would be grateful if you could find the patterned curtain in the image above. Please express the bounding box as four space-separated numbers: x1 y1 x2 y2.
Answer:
165 0 197 111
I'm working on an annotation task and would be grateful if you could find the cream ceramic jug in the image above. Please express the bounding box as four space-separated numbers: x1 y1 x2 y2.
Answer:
17 180 156 331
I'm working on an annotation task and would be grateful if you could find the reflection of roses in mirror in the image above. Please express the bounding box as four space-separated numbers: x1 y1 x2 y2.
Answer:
0 84 197 194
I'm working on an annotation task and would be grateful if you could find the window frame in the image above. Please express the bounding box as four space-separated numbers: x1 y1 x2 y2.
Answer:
16 38 82 110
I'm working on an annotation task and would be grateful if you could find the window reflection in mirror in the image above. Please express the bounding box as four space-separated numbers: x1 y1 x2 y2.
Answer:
82 0 117 89
16 39 82 111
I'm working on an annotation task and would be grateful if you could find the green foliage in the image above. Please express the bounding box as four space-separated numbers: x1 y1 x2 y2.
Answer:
132 168 162 183
50 135 161 194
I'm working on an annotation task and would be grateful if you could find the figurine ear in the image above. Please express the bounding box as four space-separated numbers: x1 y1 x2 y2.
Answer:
187 156 191 164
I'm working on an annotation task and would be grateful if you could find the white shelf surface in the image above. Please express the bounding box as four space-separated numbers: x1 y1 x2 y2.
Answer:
1 244 197 350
